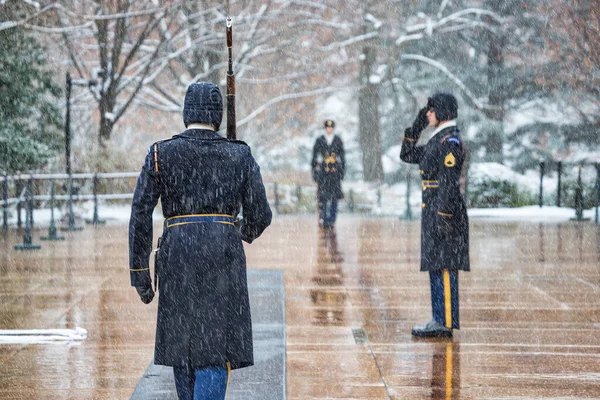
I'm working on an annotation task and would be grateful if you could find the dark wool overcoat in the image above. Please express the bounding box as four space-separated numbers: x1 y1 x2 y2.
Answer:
129 129 272 369
400 125 470 272
311 135 345 200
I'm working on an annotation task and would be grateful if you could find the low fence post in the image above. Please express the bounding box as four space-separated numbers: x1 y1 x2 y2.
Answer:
14 178 41 250
573 165 585 221
595 163 600 225
86 173 106 224
273 183 280 214
348 189 355 213
29 176 34 227
404 171 413 221
539 161 545 208
62 174 83 231
16 178 22 228
557 161 563 207
2 172 7 229
41 179 64 241
296 185 302 207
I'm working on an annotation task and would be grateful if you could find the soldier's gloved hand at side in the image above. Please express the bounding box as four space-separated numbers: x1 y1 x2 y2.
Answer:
407 107 429 139
136 285 155 304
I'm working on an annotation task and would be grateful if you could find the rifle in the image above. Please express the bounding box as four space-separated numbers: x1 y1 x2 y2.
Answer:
226 17 236 140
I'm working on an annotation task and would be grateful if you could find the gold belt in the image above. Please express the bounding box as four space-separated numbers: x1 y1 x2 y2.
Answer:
165 214 235 228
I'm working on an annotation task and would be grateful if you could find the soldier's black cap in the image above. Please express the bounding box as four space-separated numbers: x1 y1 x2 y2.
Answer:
324 120 335 128
183 82 223 129
427 92 458 121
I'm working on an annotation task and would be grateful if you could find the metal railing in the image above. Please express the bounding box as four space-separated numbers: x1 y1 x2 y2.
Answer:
2 165 599 233
1 172 412 228
1 172 139 230
538 162 600 221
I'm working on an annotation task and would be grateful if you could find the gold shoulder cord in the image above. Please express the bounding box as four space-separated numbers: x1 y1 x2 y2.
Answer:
153 143 159 172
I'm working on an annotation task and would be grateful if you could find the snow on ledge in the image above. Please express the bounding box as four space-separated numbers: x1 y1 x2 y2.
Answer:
468 206 596 223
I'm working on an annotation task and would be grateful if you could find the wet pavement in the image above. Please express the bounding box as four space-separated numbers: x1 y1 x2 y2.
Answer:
1 216 600 399
131 270 285 400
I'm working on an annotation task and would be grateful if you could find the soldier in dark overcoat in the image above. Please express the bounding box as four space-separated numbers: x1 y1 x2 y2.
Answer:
400 92 470 338
128 82 272 399
311 120 345 228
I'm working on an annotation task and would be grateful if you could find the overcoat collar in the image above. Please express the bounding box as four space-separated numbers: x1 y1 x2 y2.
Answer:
418 120 458 146
427 120 456 141
176 129 224 140
320 134 339 145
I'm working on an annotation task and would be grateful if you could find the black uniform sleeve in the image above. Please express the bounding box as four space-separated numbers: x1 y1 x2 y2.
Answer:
311 138 321 183
435 137 463 220
400 127 424 164
128 148 160 288
338 138 345 179
239 148 272 243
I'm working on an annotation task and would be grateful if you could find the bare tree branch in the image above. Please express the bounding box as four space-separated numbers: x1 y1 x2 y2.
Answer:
400 53 502 112
237 86 356 128
0 2 62 31
83 7 167 20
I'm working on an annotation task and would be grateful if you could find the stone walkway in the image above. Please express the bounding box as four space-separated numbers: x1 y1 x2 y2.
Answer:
130 270 285 400
1 216 600 399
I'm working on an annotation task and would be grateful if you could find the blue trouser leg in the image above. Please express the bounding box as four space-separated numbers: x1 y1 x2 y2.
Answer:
173 365 195 400
173 365 229 400
329 198 338 225
429 270 460 329
319 198 338 226
194 365 228 400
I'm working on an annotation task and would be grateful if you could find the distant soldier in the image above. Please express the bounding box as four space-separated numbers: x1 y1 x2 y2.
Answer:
129 82 272 399
311 120 345 229
400 92 470 338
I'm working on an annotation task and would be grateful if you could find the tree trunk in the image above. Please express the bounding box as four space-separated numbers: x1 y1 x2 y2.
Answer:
98 118 113 149
98 95 115 149
484 0 507 164
358 46 384 182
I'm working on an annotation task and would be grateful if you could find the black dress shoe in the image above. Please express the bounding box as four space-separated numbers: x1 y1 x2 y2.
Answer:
411 320 452 338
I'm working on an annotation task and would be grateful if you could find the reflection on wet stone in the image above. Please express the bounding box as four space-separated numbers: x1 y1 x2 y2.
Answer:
429 342 460 399
538 223 545 263
311 228 346 326
2 220 600 398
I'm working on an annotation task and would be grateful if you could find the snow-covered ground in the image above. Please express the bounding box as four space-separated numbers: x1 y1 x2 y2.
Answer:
468 205 597 222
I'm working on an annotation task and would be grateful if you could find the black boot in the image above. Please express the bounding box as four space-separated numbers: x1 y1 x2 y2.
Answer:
411 320 452 338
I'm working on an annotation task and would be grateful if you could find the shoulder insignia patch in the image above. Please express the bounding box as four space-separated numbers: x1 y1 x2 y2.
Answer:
441 135 460 145
444 152 456 167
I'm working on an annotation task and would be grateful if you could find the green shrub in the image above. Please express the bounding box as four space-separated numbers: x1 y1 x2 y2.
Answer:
468 179 536 208
468 163 537 208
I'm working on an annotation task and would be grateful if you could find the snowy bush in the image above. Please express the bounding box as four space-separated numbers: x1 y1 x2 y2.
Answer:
468 163 537 208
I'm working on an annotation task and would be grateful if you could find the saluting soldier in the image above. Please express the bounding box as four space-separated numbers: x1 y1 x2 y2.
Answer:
311 120 345 229
129 82 272 400
400 92 470 338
